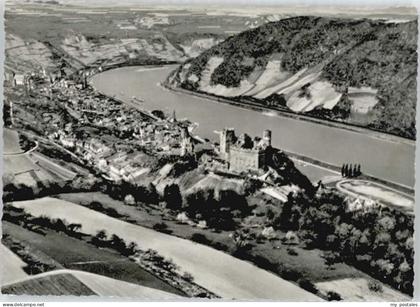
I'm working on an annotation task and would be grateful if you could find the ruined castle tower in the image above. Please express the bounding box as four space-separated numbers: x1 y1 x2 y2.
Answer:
220 128 236 160
263 129 272 147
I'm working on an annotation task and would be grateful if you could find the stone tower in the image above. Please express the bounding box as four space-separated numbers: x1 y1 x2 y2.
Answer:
180 126 194 156
220 128 236 160
263 129 272 147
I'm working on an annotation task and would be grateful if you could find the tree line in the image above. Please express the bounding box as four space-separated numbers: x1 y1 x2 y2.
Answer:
163 185 251 231
341 163 361 178
273 189 414 295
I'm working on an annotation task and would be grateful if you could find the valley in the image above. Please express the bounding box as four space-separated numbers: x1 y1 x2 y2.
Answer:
2 1 416 303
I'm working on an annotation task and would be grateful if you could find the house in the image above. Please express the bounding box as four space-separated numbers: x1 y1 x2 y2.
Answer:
60 135 76 148
13 74 25 87
107 152 130 181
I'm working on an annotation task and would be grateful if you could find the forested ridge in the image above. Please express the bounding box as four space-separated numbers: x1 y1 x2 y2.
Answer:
173 16 417 139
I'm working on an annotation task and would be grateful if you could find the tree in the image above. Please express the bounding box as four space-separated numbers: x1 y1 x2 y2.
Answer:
182 272 194 282
52 218 68 233
352 164 357 177
207 206 235 230
147 183 159 204
18 184 34 201
124 194 135 205
327 291 342 301
218 189 249 216
298 278 318 294
368 280 383 293
323 251 341 270
356 164 361 176
92 229 108 246
184 189 212 218
68 223 82 233
110 234 126 253
243 177 262 195
343 164 348 177
348 164 353 178
151 110 165 119
276 192 305 231
130 185 146 203
163 184 183 210
231 229 252 251
126 242 138 256
377 216 396 232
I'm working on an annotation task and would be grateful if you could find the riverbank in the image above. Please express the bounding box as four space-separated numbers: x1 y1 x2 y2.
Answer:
160 80 414 194
282 149 414 195
163 82 415 147
158 78 407 194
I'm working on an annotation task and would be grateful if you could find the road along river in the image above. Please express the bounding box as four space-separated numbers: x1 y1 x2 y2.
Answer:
90 65 415 188
13 197 322 300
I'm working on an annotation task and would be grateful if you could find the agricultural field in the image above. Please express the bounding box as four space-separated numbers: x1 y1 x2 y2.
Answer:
56 191 407 301
0 244 28 286
3 1 415 302
3 128 78 187
67 270 180 299
4 153 76 186
4 2 261 73
4 129 53 186
4 129 25 155
10 196 322 300
315 277 411 301
5 33 57 73
2 270 181 299
2 221 185 297
2 273 96 296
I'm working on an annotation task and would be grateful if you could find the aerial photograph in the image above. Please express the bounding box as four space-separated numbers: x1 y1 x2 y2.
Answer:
1 0 417 302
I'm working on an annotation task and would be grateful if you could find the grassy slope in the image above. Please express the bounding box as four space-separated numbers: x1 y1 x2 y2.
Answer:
57 192 374 283
1 244 28 285
2 221 185 296
2 273 96 296
57 191 410 301
176 16 417 139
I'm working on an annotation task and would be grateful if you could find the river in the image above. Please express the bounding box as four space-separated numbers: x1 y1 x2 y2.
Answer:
91 65 415 188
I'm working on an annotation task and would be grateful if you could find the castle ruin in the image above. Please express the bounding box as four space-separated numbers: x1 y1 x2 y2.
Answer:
219 128 272 172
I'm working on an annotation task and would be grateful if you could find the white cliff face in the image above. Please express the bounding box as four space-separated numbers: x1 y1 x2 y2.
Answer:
198 56 254 97
286 80 342 113
180 38 223 58
190 55 346 113
244 59 291 96
198 56 224 89
348 87 378 114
